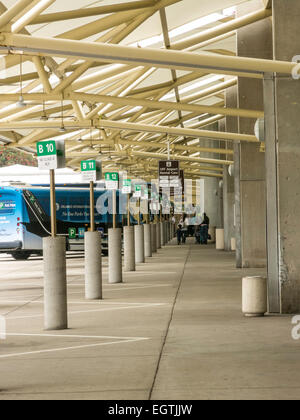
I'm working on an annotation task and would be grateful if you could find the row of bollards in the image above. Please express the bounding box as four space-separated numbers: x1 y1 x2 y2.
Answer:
43 221 176 330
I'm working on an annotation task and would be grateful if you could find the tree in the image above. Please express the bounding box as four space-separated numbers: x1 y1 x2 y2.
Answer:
0 146 37 167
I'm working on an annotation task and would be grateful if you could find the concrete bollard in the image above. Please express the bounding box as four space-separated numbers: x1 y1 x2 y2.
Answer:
108 228 122 284
134 224 145 264
216 228 225 250
231 237 236 251
242 276 267 317
156 223 161 249
43 236 68 330
144 223 152 258
161 221 165 246
85 231 102 300
151 223 157 253
124 226 136 272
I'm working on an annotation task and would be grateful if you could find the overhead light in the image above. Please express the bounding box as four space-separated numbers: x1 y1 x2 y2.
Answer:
59 125 66 133
17 95 26 108
17 55 26 108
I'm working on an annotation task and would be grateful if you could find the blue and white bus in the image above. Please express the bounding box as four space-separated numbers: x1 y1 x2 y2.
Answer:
0 185 127 260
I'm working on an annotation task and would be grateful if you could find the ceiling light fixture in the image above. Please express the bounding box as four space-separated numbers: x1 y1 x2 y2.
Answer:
59 97 66 132
17 54 26 108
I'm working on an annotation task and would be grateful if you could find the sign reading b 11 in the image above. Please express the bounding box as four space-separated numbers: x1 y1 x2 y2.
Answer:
81 160 102 182
36 140 65 170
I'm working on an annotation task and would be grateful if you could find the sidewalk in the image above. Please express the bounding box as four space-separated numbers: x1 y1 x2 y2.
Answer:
152 244 300 400
0 241 299 400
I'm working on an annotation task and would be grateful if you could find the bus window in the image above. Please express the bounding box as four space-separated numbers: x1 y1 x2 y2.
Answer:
0 200 16 215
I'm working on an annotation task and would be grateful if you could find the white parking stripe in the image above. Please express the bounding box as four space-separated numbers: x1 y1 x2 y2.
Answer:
0 338 148 360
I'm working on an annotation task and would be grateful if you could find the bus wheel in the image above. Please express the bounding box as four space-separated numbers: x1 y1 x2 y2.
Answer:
11 252 31 261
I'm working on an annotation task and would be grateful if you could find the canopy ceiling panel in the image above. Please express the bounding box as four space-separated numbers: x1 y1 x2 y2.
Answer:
0 0 272 178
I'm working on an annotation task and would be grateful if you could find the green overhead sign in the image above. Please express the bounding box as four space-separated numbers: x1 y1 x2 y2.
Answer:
81 160 102 182
105 172 119 190
36 140 65 170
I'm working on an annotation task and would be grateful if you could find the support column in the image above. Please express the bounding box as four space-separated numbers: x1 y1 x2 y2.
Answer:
237 0 272 268
234 142 242 268
144 223 152 258
124 226 135 272
135 224 145 263
224 86 238 252
156 222 161 249
264 0 300 313
85 231 102 299
161 220 165 246
151 223 157 253
43 236 68 330
108 228 122 284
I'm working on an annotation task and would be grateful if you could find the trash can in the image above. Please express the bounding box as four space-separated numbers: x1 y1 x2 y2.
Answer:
242 276 267 317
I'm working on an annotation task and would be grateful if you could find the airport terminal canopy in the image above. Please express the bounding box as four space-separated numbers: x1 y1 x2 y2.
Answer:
0 0 276 181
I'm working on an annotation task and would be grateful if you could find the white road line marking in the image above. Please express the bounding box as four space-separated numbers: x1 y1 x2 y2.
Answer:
7 303 166 320
0 338 148 360
4 333 148 340
0 300 166 306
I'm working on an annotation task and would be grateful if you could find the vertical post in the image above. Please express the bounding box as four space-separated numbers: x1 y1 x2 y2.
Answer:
44 169 68 330
109 188 122 284
128 194 131 227
85 179 102 300
90 181 95 232
50 169 57 238
113 190 117 229
138 198 141 225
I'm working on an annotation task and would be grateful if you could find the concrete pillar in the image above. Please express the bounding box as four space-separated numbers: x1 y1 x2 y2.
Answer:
165 221 169 243
264 0 300 313
156 222 161 249
144 223 152 258
234 143 242 268
224 86 237 252
202 123 224 230
108 228 122 284
134 224 145 263
151 223 157 253
85 231 102 300
124 226 135 272
43 236 68 330
236 0 272 268
161 221 165 246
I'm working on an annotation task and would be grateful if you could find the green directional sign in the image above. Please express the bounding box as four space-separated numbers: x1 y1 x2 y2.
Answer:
37 140 56 157
81 160 102 182
36 140 65 170
68 227 76 239
122 179 132 194
81 160 96 172
105 172 119 190
105 172 119 182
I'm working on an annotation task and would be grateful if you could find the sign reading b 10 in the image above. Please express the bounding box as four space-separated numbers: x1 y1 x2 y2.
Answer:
36 140 65 170
81 160 102 182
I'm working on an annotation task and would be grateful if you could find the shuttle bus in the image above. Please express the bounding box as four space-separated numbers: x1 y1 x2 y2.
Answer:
0 185 126 260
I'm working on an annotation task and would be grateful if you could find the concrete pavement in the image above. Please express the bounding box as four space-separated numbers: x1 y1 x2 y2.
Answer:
0 242 299 400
